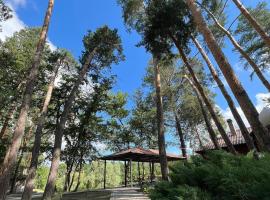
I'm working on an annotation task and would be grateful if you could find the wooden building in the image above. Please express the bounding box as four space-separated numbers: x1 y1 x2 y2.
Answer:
195 127 259 155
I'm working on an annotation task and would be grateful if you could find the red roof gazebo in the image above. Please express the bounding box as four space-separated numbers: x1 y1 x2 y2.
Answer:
100 147 185 188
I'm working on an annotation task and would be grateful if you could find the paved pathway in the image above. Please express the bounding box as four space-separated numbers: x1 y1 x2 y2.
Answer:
109 187 149 200
6 187 150 200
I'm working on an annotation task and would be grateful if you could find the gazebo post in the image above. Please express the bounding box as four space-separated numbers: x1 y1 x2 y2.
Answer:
149 162 152 182
151 162 155 183
124 161 127 187
103 160 107 189
142 162 145 181
130 159 133 187
137 162 141 186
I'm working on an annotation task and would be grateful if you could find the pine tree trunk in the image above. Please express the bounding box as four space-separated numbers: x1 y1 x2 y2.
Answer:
174 113 187 157
231 0 270 48
0 1 54 199
9 150 23 194
153 57 169 181
63 159 75 192
21 64 60 200
186 0 270 152
68 162 79 192
185 76 220 150
171 37 237 154
73 162 83 192
41 50 96 200
198 4 270 92
191 36 256 151
11 124 34 194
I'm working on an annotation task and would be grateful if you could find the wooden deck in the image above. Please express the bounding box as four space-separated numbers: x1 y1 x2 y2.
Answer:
6 187 149 200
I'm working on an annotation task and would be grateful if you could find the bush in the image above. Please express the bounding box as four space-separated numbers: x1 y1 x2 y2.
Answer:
150 151 270 200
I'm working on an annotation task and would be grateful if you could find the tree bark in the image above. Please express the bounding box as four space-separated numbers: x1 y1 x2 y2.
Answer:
0 1 54 199
41 50 96 200
63 159 75 192
231 0 270 48
191 36 256 151
186 0 270 152
153 57 169 181
68 163 78 192
73 161 83 192
171 37 237 154
10 150 23 194
21 63 60 200
198 4 270 92
174 113 187 157
11 124 34 194
185 76 220 150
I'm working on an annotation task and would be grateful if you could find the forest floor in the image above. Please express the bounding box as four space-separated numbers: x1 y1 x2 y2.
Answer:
6 187 149 200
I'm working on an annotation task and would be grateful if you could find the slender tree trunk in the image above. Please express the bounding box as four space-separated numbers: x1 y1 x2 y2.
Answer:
171 38 237 154
63 159 75 192
42 50 96 200
191 36 256 151
0 1 54 199
153 57 168 181
68 172 76 192
68 162 79 192
21 62 60 200
10 150 23 194
73 161 83 192
186 0 270 152
198 4 270 92
174 113 187 157
11 124 34 194
185 76 220 150
231 0 270 48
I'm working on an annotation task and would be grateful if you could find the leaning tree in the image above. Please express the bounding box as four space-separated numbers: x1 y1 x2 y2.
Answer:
42 26 124 200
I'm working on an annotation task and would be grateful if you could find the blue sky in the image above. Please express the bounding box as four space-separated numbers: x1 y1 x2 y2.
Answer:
2 0 270 155
12 0 151 104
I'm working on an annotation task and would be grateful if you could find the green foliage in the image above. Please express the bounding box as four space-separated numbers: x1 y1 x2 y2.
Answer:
150 181 211 200
36 165 50 190
82 25 125 68
0 28 50 107
117 0 145 32
141 0 195 56
150 151 270 200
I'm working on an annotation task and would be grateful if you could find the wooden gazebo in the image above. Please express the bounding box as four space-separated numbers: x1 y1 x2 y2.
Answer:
100 147 185 189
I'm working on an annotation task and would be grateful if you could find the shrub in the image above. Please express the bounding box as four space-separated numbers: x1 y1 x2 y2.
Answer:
150 151 270 200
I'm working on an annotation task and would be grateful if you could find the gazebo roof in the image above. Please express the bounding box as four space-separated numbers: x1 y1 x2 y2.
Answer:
100 147 185 163
195 127 253 153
